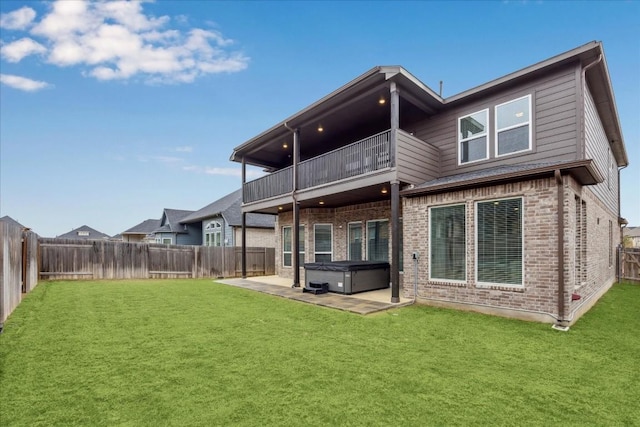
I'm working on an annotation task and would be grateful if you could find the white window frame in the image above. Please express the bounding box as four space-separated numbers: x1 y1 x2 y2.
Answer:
474 197 524 288
347 221 363 260
495 95 532 158
366 219 389 261
162 237 172 245
314 224 333 262
204 220 223 247
458 108 489 165
428 204 467 284
282 225 305 267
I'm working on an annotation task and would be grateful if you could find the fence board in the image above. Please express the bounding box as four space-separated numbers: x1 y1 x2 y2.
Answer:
38 239 275 280
0 221 22 326
621 247 640 282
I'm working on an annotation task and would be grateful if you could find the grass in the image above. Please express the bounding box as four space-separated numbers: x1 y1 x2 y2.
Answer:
1 280 639 426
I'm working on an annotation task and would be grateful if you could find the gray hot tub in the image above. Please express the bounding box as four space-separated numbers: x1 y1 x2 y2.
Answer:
303 261 390 295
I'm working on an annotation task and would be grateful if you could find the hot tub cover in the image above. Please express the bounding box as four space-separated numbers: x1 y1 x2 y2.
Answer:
303 260 390 272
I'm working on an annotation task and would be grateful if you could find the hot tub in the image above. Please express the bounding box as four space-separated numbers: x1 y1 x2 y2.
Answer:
303 261 390 295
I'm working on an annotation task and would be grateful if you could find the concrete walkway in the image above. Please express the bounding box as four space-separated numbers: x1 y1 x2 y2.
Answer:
218 276 412 315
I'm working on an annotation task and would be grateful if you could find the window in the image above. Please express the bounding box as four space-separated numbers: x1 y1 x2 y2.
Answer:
283 226 305 267
459 109 488 164
205 221 223 247
314 224 333 262
77 230 90 236
367 219 389 261
430 204 466 282
476 198 523 286
348 222 363 260
162 237 172 245
495 95 531 156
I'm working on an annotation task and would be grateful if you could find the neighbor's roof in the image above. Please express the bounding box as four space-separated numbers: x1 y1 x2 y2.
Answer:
57 225 110 240
154 209 195 234
401 160 604 197
181 189 275 228
0 215 27 230
624 227 640 238
122 219 161 235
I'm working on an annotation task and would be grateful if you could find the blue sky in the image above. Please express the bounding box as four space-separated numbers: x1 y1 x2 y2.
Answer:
1 0 638 237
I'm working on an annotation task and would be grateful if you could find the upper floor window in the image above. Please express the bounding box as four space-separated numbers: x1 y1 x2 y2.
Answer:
459 109 489 164
495 95 531 157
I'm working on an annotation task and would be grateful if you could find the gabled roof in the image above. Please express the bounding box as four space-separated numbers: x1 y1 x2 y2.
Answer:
181 189 275 228
624 227 640 238
401 160 603 197
231 41 627 169
123 219 161 235
0 215 27 230
154 209 194 234
57 225 110 240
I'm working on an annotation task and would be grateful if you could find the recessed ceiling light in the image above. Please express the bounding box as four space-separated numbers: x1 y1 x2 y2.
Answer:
381 187 388 194
278 206 283 210
317 124 323 132
379 97 386 105
282 143 288 149
319 201 325 205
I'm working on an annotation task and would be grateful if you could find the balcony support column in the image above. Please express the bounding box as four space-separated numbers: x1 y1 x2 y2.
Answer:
292 128 301 288
241 156 247 279
390 82 399 166
391 181 400 303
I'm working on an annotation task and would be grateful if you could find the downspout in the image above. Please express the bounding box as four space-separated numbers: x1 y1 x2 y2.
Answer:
617 164 628 283
554 169 567 329
284 122 301 287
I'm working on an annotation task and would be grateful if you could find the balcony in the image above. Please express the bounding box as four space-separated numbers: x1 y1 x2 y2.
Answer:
243 130 392 204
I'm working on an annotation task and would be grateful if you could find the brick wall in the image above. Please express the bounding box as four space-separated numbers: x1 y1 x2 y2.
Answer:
234 227 276 248
275 201 397 282
402 175 618 324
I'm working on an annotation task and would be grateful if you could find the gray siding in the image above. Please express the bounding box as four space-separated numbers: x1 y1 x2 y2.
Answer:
411 64 580 178
396 129 440 184
177 223 202 245
584 85 618 215
200 216 234 246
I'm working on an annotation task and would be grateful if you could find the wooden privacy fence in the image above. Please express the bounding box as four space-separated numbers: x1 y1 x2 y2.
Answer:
39 238 275 280
620 247 640 282
0 220 38 327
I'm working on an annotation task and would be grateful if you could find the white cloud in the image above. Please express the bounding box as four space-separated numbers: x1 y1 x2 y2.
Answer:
0 74 51 91
4 0 249 84
153 156 183 164
1 38 47 62
0 6 36 30
181 164 264 178
175 146 193 153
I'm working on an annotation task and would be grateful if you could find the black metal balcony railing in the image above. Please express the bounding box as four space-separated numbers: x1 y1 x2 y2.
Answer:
243 130 391 204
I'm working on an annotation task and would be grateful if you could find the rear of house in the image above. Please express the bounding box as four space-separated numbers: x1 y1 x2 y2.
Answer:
231 41 628 326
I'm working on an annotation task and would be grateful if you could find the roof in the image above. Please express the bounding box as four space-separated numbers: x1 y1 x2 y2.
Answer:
624 227 640 238
401 160 604 197
231 41 627 169
181 189 275 228
154 209 194 234
57 225 110 240
0 215 27 230
122 219 161 235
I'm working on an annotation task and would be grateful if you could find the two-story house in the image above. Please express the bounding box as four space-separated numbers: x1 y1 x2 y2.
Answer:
230 41 628 327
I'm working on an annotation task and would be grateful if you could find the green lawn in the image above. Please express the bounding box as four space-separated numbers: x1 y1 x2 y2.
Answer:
1 280 639 426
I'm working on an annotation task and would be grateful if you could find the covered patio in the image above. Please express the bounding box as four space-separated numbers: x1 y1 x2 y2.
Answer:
218 275 412 315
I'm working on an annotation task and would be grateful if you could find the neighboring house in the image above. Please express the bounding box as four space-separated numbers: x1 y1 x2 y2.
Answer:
57 225 110 240
180 189 275 247
230 41 628 327
623 227 640 248
0 216 29 231
121 219 161 243
152 209 201 245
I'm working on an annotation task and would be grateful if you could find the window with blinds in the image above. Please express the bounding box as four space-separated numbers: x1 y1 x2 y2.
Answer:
282 225 305 267
476 198 523 286
314 224 333 262
430 204 466 281
348 222 363 260
367 219 389 261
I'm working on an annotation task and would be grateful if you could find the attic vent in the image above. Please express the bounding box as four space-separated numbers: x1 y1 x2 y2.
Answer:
78 231 90 236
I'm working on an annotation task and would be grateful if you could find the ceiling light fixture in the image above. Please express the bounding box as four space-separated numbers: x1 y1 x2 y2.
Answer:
381 187 388 194
278 206 283 210
319 201 325 205
379 97 386 105
317 124 324 132
282 142 288 149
